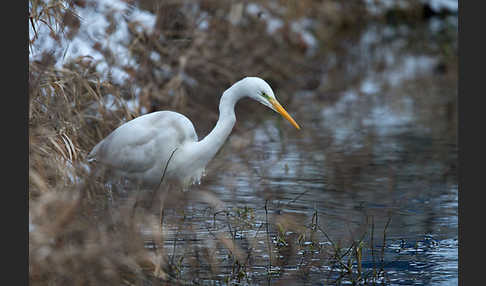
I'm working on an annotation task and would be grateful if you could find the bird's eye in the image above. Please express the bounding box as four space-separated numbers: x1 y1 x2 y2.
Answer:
261 91 270 100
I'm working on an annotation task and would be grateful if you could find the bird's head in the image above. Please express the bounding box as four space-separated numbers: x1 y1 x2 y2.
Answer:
238 77 301 130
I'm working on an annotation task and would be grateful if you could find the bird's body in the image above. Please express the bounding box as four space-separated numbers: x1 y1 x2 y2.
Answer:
89 111 201 187
88 77 300 190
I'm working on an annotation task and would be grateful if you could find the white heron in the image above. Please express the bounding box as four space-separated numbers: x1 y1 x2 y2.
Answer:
87 77 300 193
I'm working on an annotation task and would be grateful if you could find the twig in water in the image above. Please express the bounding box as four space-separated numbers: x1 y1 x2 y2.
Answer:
264 200 272 278
378 215 392 281
284 188 310 208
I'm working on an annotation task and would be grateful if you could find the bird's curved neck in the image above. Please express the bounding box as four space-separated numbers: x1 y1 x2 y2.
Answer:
196 87 245 159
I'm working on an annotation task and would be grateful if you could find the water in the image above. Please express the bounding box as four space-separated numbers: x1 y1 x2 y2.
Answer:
156 17 458 285
198 110 457 284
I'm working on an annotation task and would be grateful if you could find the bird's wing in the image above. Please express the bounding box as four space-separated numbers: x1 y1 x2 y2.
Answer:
88 111 197 174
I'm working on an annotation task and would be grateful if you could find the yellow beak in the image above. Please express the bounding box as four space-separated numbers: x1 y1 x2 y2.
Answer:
269 98 301 130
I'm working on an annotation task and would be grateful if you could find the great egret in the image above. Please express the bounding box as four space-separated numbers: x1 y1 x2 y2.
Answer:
88 77 300 191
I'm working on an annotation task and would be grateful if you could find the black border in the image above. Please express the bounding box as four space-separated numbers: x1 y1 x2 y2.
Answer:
11 0 29 285
458 0 479 285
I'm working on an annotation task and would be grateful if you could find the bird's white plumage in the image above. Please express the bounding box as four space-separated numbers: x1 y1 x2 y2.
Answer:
88 77 300 190
88 111 199 187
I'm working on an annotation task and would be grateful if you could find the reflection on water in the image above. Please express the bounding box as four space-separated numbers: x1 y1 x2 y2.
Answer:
164 17 458 285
